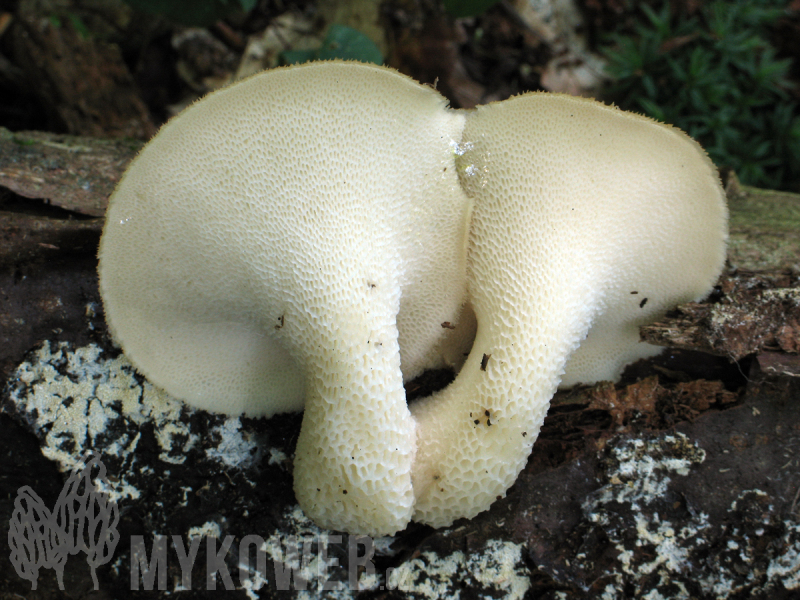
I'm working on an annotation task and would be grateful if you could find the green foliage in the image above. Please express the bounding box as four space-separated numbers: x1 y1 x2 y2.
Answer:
443 0 501 18
66 13 91 39
122 0 257 27
46 12 91 39
601 0 800 191
281 25 382 66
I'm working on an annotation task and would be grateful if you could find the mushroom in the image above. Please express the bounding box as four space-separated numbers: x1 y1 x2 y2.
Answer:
410 93 727 527
98 61 727 535
98 61 473 535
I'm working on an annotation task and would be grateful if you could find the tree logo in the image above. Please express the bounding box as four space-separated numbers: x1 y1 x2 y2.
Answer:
8 452 120 590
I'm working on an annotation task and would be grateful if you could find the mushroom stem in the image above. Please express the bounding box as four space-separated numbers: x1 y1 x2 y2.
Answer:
410 193 603 526
292 300 417 535
411 94 727 527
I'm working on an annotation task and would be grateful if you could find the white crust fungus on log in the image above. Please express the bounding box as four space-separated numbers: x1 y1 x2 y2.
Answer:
98 60 727 536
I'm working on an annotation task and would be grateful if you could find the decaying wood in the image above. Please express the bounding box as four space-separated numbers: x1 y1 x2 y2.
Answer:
725 171 800 272
641 272 800 360
9 13 155 139
0 127 139 217
638 176 800 364
0 210 101 268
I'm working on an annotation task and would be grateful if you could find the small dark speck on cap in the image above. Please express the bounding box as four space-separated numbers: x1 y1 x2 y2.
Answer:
640 297 648 308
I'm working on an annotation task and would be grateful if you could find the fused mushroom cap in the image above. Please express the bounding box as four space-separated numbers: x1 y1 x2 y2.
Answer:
99 63 727 536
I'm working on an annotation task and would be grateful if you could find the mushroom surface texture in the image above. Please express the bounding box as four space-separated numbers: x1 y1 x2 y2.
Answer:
98 60 727 536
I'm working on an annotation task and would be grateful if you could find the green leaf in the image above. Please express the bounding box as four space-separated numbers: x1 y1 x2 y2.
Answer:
281 25 382 66
598 0 799 190
640 74 657 99
637 98 666 122
640 3 671 39
67 13 91 40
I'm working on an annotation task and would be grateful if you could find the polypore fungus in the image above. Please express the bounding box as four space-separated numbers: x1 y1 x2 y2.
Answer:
98 61 727 535
410 94 727 526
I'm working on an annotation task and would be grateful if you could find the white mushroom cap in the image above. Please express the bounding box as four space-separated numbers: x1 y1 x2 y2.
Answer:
99 61 472 535
410 93 727 527
99 63 727 536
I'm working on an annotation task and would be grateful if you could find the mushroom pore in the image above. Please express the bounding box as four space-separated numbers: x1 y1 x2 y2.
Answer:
98 61 727 535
